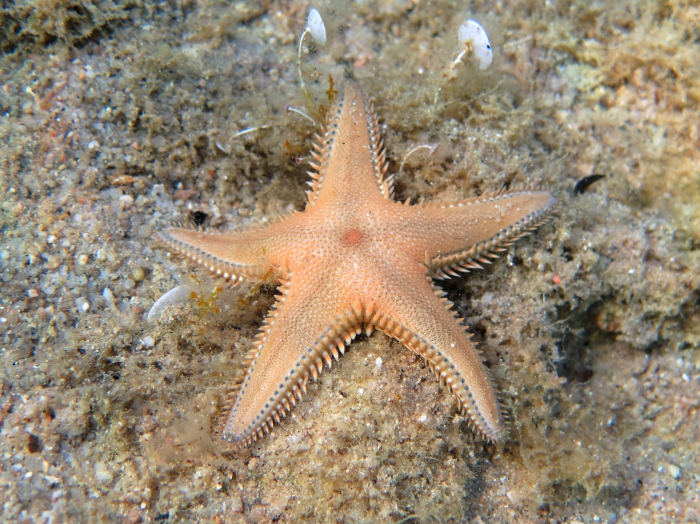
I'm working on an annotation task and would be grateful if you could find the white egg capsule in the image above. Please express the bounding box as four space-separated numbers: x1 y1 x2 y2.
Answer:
307 8 326 46
457 19 493 70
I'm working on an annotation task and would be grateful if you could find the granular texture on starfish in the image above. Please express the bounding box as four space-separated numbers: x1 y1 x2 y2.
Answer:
157 81 557 448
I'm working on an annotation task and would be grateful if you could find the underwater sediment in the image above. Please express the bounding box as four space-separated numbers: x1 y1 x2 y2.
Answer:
0 1 698 522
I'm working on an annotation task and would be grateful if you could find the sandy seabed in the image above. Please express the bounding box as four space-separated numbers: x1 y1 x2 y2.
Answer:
1 1 698 522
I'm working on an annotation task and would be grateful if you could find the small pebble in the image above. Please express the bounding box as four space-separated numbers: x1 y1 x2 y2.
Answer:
94 461 113 484
173 189 196 200
132 267 146 282
26 289 39 298
124 508 143 524
75 297 90 313
230 494 243 513
668 464 681 479
506 489 523 505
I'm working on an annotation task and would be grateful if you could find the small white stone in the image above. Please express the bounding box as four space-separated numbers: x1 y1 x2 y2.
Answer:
94 462 113 484
75 297 90 312
307 8 326 46
230 494 243 513
375 357 383 368
506 489 523 505
458 20 493 70
142 336 155 348
668 464 681 479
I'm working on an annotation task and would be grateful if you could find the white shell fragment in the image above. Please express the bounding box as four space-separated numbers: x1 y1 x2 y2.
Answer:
307 8 326 46
147 284 195 322
458 19 493 70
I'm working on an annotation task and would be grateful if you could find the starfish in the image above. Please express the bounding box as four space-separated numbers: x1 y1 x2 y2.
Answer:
157 82 557 449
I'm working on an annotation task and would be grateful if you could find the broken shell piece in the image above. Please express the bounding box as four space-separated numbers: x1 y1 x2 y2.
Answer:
457 20 493 70
307 8 326 46
297 8 326 106
147 284 195 322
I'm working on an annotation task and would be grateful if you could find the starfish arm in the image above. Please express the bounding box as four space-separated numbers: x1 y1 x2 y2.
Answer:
369 271 506 442
400 188 556 277
222 269 365 448
306 82 391 208
157 224 287 283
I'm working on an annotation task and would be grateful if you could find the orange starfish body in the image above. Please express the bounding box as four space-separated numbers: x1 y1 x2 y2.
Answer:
158 82 556 448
